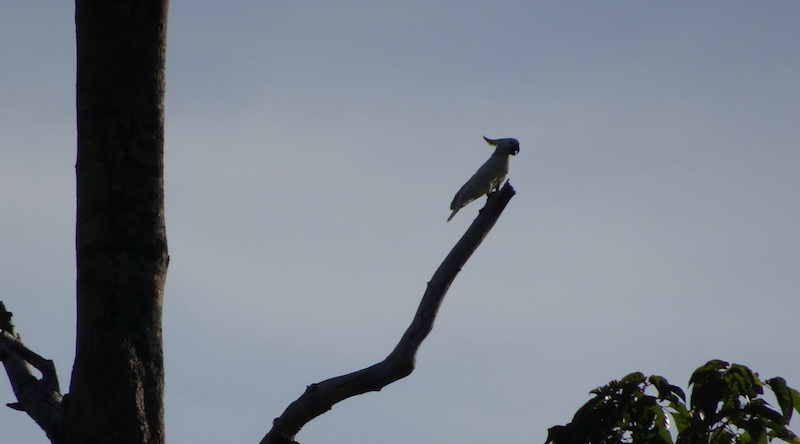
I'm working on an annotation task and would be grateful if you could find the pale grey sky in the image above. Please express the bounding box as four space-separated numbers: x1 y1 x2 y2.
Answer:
2 2 799 443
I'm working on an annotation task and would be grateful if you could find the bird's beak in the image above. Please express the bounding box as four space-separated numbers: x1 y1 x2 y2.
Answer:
512 146 520 155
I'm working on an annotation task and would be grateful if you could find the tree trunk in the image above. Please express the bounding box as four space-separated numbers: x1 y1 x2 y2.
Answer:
67 1 169 443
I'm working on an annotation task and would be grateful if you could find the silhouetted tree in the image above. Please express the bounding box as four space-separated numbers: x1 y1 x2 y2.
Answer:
1 1 168 443
547 360 800 444
67 1 169 443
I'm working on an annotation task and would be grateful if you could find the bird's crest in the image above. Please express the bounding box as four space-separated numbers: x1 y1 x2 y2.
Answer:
483 136 501 146
484 136 520 155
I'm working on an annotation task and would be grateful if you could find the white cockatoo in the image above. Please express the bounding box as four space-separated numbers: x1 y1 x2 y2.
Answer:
447 136 520 221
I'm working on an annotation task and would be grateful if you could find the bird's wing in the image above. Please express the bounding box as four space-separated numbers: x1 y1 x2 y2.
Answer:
451 157 505 209
450 173 487 210
450 180 471 210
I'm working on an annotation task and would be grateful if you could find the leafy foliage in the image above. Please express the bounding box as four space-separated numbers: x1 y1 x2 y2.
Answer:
546 360 800 444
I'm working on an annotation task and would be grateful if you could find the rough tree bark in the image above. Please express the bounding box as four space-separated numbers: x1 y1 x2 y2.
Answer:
66 1 169 443
260 182 516 444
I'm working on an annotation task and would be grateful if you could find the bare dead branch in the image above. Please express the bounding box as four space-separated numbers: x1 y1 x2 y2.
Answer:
0 331 60 394
260 181 517 444
0 302 64 444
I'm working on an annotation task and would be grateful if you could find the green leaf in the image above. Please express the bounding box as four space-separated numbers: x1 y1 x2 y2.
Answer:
726 364 763 398
650 375 684 405
744 417 767 443
690 360 729 386
650 375 668 391
709 427 735 444
670 401 691 433
768 377 793 420
650 403 674 444
622 372 646 384
670 384 687 403
767 376 800 425
691 377 726 417
792 386 800 415
752 400 785 424
689 361 729 417
767 426 800 443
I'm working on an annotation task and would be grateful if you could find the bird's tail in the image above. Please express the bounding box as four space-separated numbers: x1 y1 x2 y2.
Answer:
447 208 459 222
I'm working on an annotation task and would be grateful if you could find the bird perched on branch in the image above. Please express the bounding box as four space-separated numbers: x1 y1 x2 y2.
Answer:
447 136 520 221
